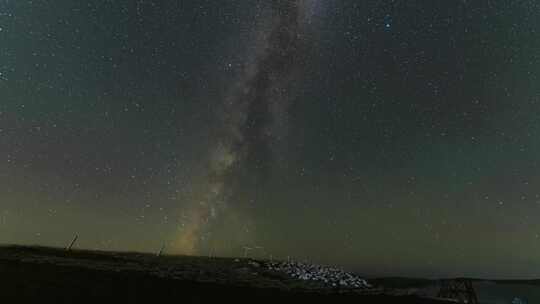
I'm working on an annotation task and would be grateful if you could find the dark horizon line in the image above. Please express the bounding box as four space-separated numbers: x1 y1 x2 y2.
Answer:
1 243 539 283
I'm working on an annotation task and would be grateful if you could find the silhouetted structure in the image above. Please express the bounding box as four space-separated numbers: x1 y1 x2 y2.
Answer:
437 279 478 304
66 235 78 251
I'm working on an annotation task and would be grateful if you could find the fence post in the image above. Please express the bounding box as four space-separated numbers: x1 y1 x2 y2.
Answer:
66 235 78 251
157 243 165 257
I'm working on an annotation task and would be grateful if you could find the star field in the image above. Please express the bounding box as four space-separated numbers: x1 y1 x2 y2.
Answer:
1 0 540 279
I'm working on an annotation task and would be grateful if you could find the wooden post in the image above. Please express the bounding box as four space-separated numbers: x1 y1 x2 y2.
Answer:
157 243 165 257
66 235 78 251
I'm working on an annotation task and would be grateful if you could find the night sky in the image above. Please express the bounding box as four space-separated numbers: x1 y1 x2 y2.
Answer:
1 0 540 279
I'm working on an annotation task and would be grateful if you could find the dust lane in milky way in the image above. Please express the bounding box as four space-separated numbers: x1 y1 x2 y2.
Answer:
172 0 308 255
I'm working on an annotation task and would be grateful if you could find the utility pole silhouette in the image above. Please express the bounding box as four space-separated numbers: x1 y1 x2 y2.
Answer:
437 278 479 304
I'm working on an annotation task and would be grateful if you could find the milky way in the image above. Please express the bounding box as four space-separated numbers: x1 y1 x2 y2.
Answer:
172 1 309 254
3 0 540 278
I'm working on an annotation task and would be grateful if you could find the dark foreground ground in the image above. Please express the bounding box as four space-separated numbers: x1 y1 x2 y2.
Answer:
0 246 453 304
